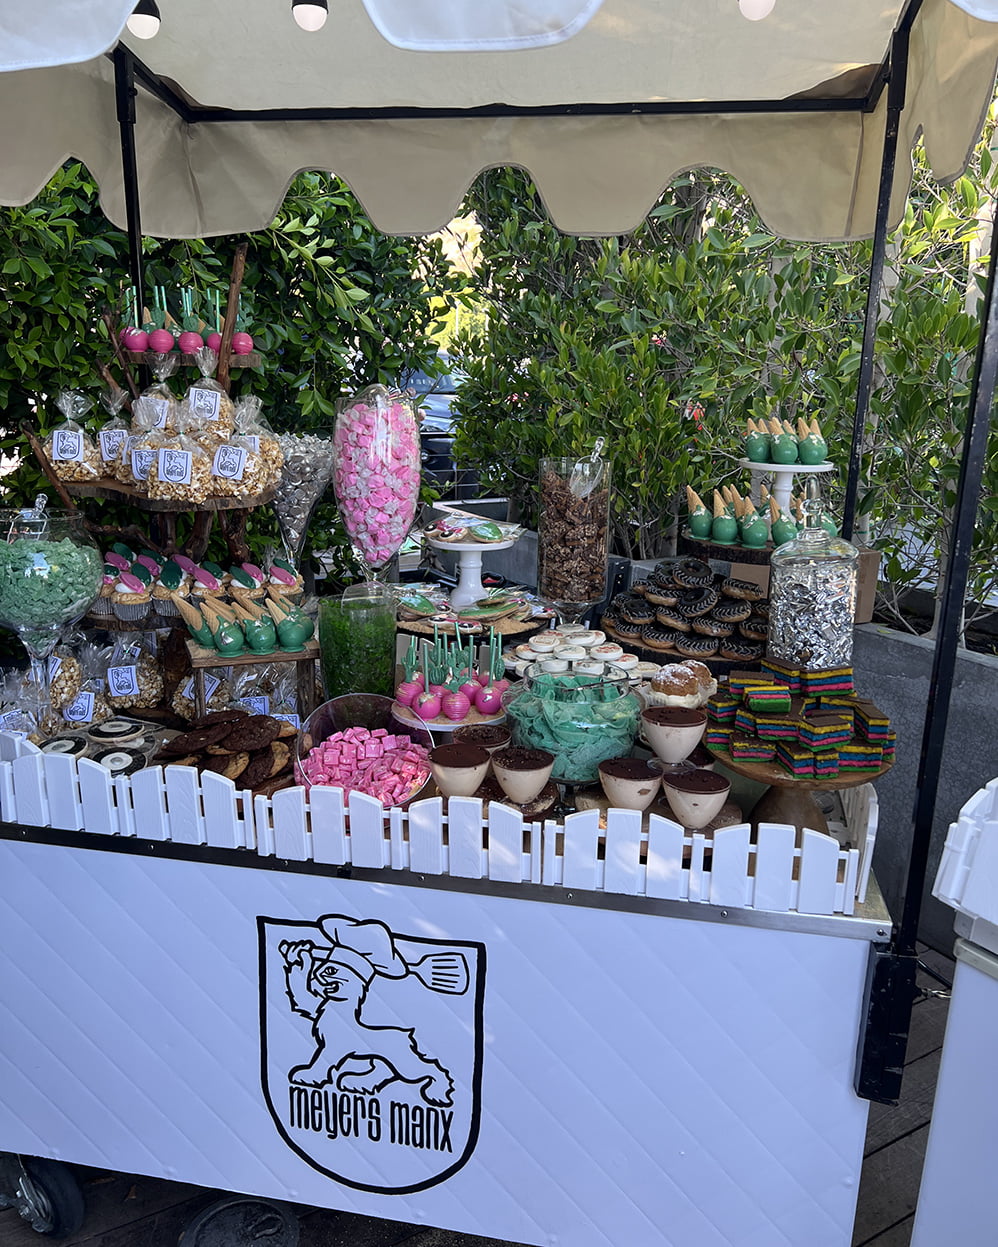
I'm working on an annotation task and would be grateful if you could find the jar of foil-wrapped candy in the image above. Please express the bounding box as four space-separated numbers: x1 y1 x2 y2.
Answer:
767 480 858 669
502 665 640 785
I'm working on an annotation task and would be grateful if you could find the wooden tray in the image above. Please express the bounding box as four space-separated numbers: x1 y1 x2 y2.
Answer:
678 531 774 564
126 349 263 368
65 477 275 513
185 638 318 669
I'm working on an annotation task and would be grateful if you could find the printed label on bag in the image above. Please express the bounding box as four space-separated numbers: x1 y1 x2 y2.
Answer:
63 691 95 723
189 387 221 421
243 435 260 452
131 448 155 481
181 673 222 702
52 430 84 462
272 712 300 729
107 664 139 697
212 445 247 481
0 710 23 730
99 428 126 462
149 397 171 429
240 695 270 716
48 656 62 680
158 448 192 485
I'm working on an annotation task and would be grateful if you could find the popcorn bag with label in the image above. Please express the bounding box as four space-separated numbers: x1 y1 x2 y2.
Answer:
171 666 233 721
61 643 113 727
47 646 83 712
180 347 236 442
115 395 162 487
106 634 163 710
44 389 101 482
146 407 212 505
98 388 130 476
135 353 180 435
233 395 284 490
210 433 262 500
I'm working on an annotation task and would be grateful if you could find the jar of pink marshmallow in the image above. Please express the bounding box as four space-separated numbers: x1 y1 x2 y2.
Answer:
332 384 420 580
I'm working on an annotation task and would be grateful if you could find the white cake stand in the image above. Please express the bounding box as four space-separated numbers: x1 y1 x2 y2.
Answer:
428 536 517 610
738 458 834 516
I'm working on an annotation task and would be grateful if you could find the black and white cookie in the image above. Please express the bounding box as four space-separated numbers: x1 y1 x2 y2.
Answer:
92 747 146 777
87 718 146 744
40 734 90 759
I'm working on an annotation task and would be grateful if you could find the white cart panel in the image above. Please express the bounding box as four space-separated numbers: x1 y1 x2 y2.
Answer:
0 836 871 1247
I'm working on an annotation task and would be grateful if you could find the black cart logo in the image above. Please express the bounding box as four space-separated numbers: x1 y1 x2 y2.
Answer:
259 913 485 1193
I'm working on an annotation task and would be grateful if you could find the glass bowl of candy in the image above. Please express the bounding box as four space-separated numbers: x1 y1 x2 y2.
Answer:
294 693 435 806
501 665 641 785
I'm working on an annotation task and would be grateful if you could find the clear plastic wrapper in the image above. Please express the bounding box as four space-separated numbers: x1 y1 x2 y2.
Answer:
97 389 130 475
171 668 233 721
115 396 162 487
106 633 163 709
0 670 38 740
44 390 101 482
210 432 265 501
179 347 235 442
273 432 336 560
146 407 212 504
233 395 283 490
47 643 83 711
59 641 113 726
135 353 179 435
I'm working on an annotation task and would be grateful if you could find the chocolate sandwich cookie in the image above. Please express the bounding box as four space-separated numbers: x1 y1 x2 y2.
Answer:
692 617 734 637
677 586 720 618
655 607 690 632
672 558 714 588
739 615 769 641
221 715 282 753
718 638 764 662
41 733 89 759
92 746 146 776
711 598 753 623
721 577 766 601
641 625 678 652
87 717 145 744
674 634 719 658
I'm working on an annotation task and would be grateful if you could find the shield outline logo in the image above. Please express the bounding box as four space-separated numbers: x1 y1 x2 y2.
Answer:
258 914 486 1194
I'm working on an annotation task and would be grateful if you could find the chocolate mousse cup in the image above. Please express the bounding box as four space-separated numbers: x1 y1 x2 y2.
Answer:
452 723 513 755
641 705 707 766
429 743 491 798
661 767 731 829
492 747 556 804
598 756 663 811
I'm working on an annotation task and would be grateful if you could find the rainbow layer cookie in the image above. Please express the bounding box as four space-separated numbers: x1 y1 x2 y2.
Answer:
745 684 792 713
729 733 776 762
798 712 852 751
728 670 770 698
817 697 856 731
707 692 739 723
776 742 814 777
814 751 841 778
761 658 801 691
754 711 801 741
800 666 855 695
734 707 757 736
705 724 735 752
853 699 891 740
839 739 884 771
882 731 896 760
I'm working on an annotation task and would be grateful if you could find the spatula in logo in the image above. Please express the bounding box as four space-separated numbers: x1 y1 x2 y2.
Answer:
407 952 470 995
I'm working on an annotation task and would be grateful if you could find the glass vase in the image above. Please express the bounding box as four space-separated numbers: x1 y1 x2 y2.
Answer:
537 444 612 624
318 584 398 700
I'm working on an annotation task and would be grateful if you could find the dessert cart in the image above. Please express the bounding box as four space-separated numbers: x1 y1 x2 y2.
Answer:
2 2 998 1243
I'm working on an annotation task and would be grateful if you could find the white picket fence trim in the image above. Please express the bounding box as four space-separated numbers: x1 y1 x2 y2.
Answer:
933 775 998 926
0 732 868 917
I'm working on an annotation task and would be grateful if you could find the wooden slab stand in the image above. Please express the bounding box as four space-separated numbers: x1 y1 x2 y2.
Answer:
185 637 319 721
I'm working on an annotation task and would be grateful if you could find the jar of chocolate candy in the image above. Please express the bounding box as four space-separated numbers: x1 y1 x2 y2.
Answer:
537 438 612 624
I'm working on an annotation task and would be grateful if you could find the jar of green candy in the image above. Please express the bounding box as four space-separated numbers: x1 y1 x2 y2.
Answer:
502 665 641 784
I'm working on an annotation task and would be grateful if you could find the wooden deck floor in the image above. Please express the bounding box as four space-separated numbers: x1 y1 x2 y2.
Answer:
0 945 952 1247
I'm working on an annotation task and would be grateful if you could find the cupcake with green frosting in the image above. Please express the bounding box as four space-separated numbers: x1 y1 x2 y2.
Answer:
229 563 266 601
152 560 190 617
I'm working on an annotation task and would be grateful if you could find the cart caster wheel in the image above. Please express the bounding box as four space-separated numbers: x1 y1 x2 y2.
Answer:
0 1156 85 1238
178 1196 299 1247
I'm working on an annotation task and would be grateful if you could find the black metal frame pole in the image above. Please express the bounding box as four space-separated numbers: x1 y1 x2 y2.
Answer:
841 26 910 541
113 46 145 325
897 229 998 954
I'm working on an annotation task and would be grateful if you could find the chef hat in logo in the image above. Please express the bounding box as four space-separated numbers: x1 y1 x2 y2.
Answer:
318 915 408 984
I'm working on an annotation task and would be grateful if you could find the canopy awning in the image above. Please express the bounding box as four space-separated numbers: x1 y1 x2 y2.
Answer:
0 0 997 241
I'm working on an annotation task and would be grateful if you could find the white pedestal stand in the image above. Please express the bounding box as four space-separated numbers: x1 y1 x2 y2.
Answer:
429 536 517 610
738 459 834 517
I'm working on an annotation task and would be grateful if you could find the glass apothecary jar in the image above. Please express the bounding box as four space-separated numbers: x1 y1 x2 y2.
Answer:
767 484 858 669
537 440 612 623
318 583 397 699
502 665 640 784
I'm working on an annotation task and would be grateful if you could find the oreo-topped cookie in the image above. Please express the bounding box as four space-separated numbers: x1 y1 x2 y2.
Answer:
87 718 145 743
41 734 89 758
93 747 146 776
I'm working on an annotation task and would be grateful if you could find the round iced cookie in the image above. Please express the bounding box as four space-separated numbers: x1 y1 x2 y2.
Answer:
573 631 605 649
611 652 639 671
529 635 558 653
554 645 587 661
633 661 662 679
591 643 624 662
515 643 537 660
557 623 587 636
92 746 146 776
575 660 605 677
87 718 145 743
540 658 569 673
41 733 89 758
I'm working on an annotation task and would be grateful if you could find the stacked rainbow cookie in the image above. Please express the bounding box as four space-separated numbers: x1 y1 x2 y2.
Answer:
704 664 895 778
